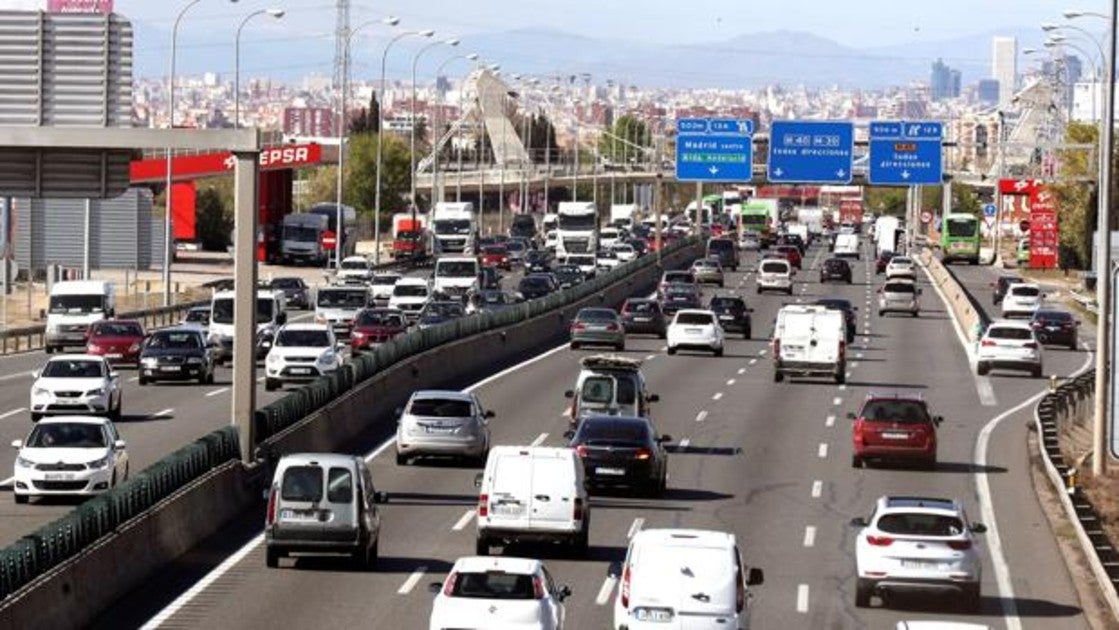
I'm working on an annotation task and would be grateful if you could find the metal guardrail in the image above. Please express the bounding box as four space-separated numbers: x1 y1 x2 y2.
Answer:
1034 371 1119 619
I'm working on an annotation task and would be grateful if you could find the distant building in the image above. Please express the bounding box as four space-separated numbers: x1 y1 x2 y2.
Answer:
930 58 959 101
283 106 335 137
950 70 962 98
992 36 1018 106
977 79 1000 105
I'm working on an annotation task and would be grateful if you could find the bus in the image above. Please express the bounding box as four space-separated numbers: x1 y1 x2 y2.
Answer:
940 213 981 265
740 200 777 247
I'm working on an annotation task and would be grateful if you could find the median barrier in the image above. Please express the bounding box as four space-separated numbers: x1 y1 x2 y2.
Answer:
918 250 985 342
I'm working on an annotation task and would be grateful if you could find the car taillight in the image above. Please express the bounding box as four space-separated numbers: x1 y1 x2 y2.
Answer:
621 564 631 609
980 340 997 347
866 535 893 546
947 540 972 551
575 445 588 458
634 448 652 460
573 497 584 521
572 323 586 331
1030 322 1042 329
839 340 846 360
1023 342 1038 349
772 338 780 356
735 564 746 613
605 323 619 332
443 572 457 596
478 493 489 518
266 487 277 524
533 574 546 599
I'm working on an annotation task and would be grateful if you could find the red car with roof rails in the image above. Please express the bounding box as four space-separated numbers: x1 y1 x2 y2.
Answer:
86 319 146 368
350 308 409 355
850 392 941 470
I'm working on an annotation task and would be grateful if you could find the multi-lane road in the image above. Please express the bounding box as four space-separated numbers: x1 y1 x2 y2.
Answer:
80 237 1096 629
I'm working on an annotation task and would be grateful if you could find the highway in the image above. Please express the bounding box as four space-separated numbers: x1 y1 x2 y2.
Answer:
90 238 1095 630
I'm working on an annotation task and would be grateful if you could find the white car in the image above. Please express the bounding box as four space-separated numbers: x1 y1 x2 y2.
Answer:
977 320 1043 377
264 323 343 391
1000 282 1042 318
544 230 558 252
852 496 985 612
666 309 725 357
30 354 122 423
596 250 622 272
756 258 794 295
738 232 761 251
388 277 432 320
612 243 638 262
11 415 129 503
371 272 403 305
614 528 764 630
565 254 597 278
428 556 570 630
885 256 917 280
336 255 372 285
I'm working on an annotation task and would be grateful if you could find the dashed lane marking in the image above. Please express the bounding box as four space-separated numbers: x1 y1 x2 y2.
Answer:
0 407 25 420
712 392 723 401
817 443 828 458
530 433 548 446
627 518 646 540
397 567 427 594
825 414 835 427
811 480 823 498
796 584 809 613
205 388 230 397
695 410 708 422
452 510 475 531
803 526 816 548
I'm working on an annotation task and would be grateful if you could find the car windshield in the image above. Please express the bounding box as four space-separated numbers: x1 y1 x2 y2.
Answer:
884 283 915 294
275 329 331 347
988 326 1032 340
480 292 508 305
284 226 318 242
708 240 734 252
447 572 538 600
147 331 202 349
356 311 405 327
483 246 508 255
48 294 105 314
341 260 367 270
676 312 713 325
281 466 323 502
579 418 649 443
816 299 851 311
42 359 104 378
877 513 965 537
946 217 978 237
860 400 930 424
373 275 401 286
270 278 303 290
91 322 142 337
507 241 527 253
408 398 473 417
581 376 616 404
423 303 465 318
625 301 657 314
578 309 617 322
26 423 107 448
434 219 472 235
1035 311 1072 322
710 298 743 310
761 262 789 274
558 214 596 230
437 261 478 277
211 298 273 324
568 256 594 266
826 259 847 268
664 272 693 283
317 291 367 308
520 277 550 290
1011 286 1040 297
184 309 210 324
394 284 428 298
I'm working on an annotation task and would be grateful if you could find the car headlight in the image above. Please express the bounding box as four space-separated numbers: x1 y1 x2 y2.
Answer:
141 357 159 367
15 456 33 468
86 388 106 398
87 455 110 469
128 342 141 352
317 352 335 366
32 387 50 397
46 323 59 334
266 353 283 365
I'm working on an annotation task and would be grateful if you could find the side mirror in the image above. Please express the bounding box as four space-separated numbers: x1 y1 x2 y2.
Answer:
394 406 404 417
846 411 857 420
850 516 869 528
647 393 660 403
606 561 623 579
473 473 483 489
427 581 443 595
110 372 120 380
563 430 575 440
556 585 572 601
10 440 21 449
336 341 348 352
918 289 924 296
564 390 575 399
276 312 288 325
113 439 127 450
971 522 987 534
374 491 389 504
746 567 765 586
934 415 944 425
484 410 496 419
31 370 39 379
658 434 673 443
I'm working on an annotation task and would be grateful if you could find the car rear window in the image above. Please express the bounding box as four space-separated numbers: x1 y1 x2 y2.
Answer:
327 467 353 503
876 513 964 537
1035 311 1072 322
1011 286 1040 297
281 466 323 502
664 272 694 283
625 301 657 314
409 398 473 417
578 309 617 322
761 262 789 274
987 326 1032 340
710 298 743 310
676 312 714 325
580 419 650 443
708 240 734 252
92 322 142 336
884 283 915 294
448 572 538 600
859 400 930 424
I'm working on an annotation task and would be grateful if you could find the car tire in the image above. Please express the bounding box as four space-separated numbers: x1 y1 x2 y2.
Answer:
205 370 215 385
138 376 149 386
912 311 919 318
616 342 626 352
111 400 122 422
743 328 751 340
714 347 724 357
962 583 981 612
30 412 41 423
773 371 784 383
877 310 884 317
666 346 677 355
395 451 408 466
1032 365 1043 379
658 330 667 340
835 369 846 384
573 523 590 557
851 455 863 469
977 362 990 376
475 535 490 557
266 547 281 569
855 578 873 608
1069 340 1078 351
756 287 762 294
569 342 580 350
264 378 279 392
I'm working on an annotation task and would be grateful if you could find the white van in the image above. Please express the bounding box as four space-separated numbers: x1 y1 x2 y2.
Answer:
433 256 480 299
45 280 116 353
756 258 793 295
833 233 860 259
613 528 764 630
209 289 287 364
475 446 589 556
772 305 846 383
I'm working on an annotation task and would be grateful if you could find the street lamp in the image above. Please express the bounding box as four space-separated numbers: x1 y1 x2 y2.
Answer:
410 37 459 220
432 53 479 203
373 28 435 264
1064 9 1110 19
234 8 284 129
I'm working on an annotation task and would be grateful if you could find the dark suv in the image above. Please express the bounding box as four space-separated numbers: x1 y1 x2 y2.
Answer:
705 237 739 271
820 258 853 284
708 296 752 339
991 274 1024 305
620 298 667 338
1030 309 1079 350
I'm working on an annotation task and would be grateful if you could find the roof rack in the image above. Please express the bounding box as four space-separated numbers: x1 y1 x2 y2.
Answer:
580 354 643 371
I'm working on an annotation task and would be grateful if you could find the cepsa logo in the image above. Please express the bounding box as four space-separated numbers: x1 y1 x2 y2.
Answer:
260 145 314 167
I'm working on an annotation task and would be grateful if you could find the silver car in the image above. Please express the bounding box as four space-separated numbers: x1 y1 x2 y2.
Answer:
691 259 725 287
878 279 921 317
395 390 493 465
570 307 626 351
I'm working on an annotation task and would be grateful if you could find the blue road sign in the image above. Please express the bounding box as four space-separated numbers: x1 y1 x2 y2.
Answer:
868 121 944 185
767 121 855 184
675 117 754 182
983 203 997 218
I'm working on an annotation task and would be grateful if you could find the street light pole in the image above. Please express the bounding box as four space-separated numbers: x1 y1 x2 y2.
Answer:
235 8 284 130
411 37 458 223
432 53 479 206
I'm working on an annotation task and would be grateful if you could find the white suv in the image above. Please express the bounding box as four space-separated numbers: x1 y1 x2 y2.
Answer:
428 556 571 630
756 258 794 295
1000 282 1042 318
264 323 343 391
851 496 985 612
977 320 1043 378
666 309 725 357
885 256 917 280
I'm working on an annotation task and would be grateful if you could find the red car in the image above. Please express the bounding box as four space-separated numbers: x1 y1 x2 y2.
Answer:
775 245 802 269
86 319 146 367
875 250 893 274
350 308 409 354
850 394 941 469
481 245 511 270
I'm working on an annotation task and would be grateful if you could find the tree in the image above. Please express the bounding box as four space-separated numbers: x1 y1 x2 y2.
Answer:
345 133 412 216
1052 122 1101 269
598 115 650 165
194 186 233 251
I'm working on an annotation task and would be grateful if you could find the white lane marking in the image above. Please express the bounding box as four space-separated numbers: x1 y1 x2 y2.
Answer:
976 376 998 407
803 526 816 548
152 408 174 418
452 510 476 531
737 368 746 375
530 432 548 446
397 567 428 594
838 384 847 391
142 340 576 627
0 407 26 420
679 437 691 449
726 379 736 386
758 350 767 356
796 584 809 613
825 414 835 427
850 362 859 369
645 354 656 360
128 376 139 382
596 577 618 605
817 443 828 458
749 359 757 365
695 410 708 422
256 376 265 383
0 369 35 383
0 475 12 486
205 387 230 398
627 518 646 540
832 397 842 406
811 480 823 498
660 346 668 352
712 392 723 401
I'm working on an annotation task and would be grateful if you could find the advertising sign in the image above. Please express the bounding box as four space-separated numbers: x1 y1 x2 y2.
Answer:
838 198 863 225
130 143 323 184
48 0 114 13
1027 185 1058 269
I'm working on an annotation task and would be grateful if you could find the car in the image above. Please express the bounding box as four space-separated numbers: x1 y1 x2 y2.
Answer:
475 446 590 556
775 244 802 269
627 237 649 257
180 305 212 333
524 249 552 274
757 258 794 295
565 253 597 278
428 556 570 630
10 416 128 503
570 308 625 351
314 285 369 338
658 269 697 296
614 528 764 630
388 277 431 320
565 354 659 427
1030 309 1080 350
481 244 511 270
851 496 985 611
468 289 517 314
553 264 585 289
1000 282 1042 318
666 309 725 356
509 213 538 241
772 305 846 383
476 266 502 291
709 295 752 339
370 272 404 306
395 390 492 466
815 298 858 342
778 232 807 255
269 276 311 309
660 284 703 316
30 355 122 422
417 300 467 329
505 239 529 266
706 236 740 271
518 274 556 300
833 233 860 259
691 259 725 287
596 249 623 272
350 308 408 354
566 415 670 495
990 274 1024 305
138 327 215 385
885 256 918 280
620 298 667 338
85 319 145 368
850 393 941 469
739 231 761 251
878 279 921 317
336 255 372 285
820 258 853 284
264 453 386 568
977 320 1043 377
876 250 894 275
264 324 344 391
612 243 638 262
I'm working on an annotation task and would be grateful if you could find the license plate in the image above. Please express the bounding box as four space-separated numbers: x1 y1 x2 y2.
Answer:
719 315 735 320
595 467 625 476
686 328 702 335
901 559 943 570
493 503 523 516
424 425 456 434
642 609 673 622
280 509 317 521
106 353 123 359
633 317 651 322
290 368 313 375
1046 326 1060 331
44 473 75 481
881 432 909 440
159 366 181 372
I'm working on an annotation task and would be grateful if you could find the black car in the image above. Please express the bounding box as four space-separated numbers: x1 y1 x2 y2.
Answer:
620 298 667 338
1030 309 1079 349
565 415 671 496
524 250 551 274
628 238 649 257
553 264 585 289
269 276 310 309
509 214 537 241
661 286 702 316
819 258 853 284
477 266 502 290
815 298 857 343
417 301 466 329
709 295 752 339
138 327 215 385
518 274 555 300
992 274 1024 305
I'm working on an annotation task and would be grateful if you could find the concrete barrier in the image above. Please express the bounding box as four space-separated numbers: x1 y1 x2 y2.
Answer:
918 250 985 343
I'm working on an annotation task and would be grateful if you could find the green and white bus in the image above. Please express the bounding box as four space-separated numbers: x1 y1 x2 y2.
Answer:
940 213 981 265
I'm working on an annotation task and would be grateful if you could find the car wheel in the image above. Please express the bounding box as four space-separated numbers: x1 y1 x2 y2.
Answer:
877 310 884 317
395 451 408 466
569 341 580 350
616 342 626 352
835 369 846 384
756 287 762 294
912 311 919 318
110 470 117 489
851 455 863 469
206 369 216 385
977 362 990 376
658 330 667 339
773 371 784 383
13 493 27 505
111 399 122 422
30 412 41 423
573 523 590 556
855 578 873 608
743 328 751 340
1069 340 1078 351
962 583 981 612
786 288 793 295
1032 365 1043 379
265 546 281 568
666 346 677 355
714 347 724 357
264 378 279 392
475 535 490 557
138 376 148 386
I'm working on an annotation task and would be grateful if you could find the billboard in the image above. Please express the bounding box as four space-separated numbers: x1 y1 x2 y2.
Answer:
1027 185 1059 269
48 0 114 13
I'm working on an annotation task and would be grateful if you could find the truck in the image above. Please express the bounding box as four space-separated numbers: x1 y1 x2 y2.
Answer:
45 280 116 353
795 207 825 237
392 213 431 260
875 215 902 257
209 289 287 364
740 199 779 247
839 197 864 232
308 202 357 262
281 212 330 265
556 201 598 255
609 204 639 230
431 202 477 255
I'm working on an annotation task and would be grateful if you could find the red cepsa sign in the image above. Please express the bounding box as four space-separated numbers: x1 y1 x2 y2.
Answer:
1027 185 1058 269
130 143 323 184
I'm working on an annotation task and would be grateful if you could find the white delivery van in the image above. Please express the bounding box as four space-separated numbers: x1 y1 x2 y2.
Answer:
209 289 287 365
475 446 589 556
771 305 846 384
45 280 116 353
833 233 860 259
433 256 480 300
